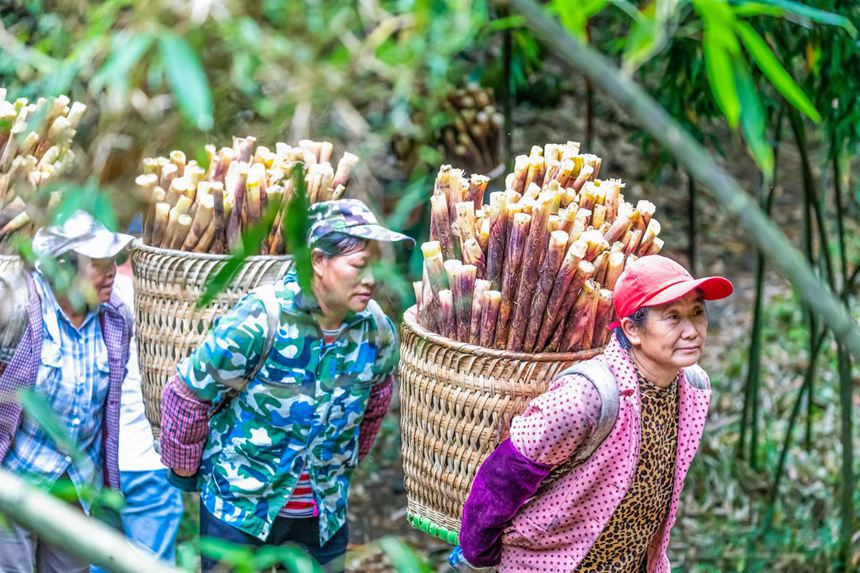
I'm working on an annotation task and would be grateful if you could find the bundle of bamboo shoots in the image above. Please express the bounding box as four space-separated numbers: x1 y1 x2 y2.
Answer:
440 84 505 175
392 83 505 176
415 141 665 354
139 137 359 255
0 90 86 250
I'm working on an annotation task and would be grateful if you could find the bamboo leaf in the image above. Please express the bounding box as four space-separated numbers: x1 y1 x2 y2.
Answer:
732 3 784 18
158 32 213 131
17 390 86 465
197 194 285 308
622 4 661 71
91 32 153 93
552 0 609 41
284 163 313 295
734 59 774 177
738 0 857 37
734 21 821 122
485 15 526 32
703 29 741 127
254 545 324 573
377 536 433 573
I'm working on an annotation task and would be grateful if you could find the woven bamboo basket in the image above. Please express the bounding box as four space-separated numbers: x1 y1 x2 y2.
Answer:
131 240 293 440
399 306 602 545
0 255 22 273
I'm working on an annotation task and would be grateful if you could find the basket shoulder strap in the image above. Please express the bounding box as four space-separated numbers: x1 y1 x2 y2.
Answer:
537 360 620 492
554 360 620 465
246 284 281 385
682 364 708 390
210 285 281 416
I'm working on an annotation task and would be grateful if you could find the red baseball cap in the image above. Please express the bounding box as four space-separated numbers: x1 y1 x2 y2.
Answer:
609 255 733 329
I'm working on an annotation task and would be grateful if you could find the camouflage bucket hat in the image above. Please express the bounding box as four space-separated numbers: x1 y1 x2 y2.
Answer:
307 199 414 248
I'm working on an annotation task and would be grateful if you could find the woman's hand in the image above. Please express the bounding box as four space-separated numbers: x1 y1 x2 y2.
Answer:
167 469 200 492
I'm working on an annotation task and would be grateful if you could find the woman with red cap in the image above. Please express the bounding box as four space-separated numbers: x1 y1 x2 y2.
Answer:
452 255 733 572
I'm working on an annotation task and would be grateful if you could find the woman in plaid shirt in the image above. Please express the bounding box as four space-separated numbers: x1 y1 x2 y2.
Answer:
160 199 413 573
0 211 134 573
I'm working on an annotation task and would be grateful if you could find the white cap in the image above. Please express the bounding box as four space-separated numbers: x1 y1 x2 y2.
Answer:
32 210 134 260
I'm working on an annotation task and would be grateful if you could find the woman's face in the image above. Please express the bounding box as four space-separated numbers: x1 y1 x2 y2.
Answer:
312 241 379 317
624 291 708 371
82 256 118 304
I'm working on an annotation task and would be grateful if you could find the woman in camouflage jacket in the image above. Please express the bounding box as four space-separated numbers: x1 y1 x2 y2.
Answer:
160 199 413 572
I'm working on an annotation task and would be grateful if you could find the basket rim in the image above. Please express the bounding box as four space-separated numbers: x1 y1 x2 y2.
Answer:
131 238 294 262
402 305 603 363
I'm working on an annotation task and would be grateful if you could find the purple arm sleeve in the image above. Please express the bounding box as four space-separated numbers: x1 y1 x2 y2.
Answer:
459 438 552 567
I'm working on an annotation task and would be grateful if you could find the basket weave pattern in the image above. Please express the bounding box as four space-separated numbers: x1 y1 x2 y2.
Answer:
399 306 600 542
131 240 292 439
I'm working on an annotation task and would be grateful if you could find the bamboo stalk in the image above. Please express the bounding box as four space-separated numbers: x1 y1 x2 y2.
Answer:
445 260 463 338
455 201 477 256
468 174 490 210
211 185 227 254
604 250 626 289
430 193 455 260
143 187 165 245
591 203 607 229
636 200 656 231
591 288 614 348
624 229 643 255
591 251 609 285
181 195 215 251
0 469 181 573
603 204 636 244
569 164 593 192
439 289 456 339
486 191 507 289
422 241 449 295
495 212 531 349
537 239 588 349
470 279 491 344
603 179 623 221
560 279 600 352
636 219 661 256
548 259 597 351
578 183 597 211
524 230 568 352
508 192 554 351
169 215 193 250
150 203 170 247
479 290 502 348
462 237 486 279
509 155 529 193
582 229 609 261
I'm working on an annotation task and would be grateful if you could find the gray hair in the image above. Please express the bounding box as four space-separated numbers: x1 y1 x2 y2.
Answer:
614 306 650 350
312 232 367 258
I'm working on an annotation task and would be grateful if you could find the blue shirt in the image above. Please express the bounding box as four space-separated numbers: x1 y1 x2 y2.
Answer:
2 272 111 508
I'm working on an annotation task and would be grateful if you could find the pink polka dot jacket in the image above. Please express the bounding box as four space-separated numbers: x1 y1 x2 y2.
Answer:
459 333 711 572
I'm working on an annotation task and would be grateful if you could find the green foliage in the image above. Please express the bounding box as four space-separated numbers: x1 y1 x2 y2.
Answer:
17 389 85 466
377 536 434 573
284 164 312 295
199 537 324 573
158 33 213 131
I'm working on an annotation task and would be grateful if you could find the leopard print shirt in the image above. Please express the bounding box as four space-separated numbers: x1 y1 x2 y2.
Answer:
576 371 680 573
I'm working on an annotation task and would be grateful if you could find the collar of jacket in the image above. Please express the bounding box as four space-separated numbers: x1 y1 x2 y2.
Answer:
278 270 373 330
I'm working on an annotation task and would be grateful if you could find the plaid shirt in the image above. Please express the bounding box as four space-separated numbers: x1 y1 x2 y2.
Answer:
0 271 132 493
2 273 111 505
161 271 398 543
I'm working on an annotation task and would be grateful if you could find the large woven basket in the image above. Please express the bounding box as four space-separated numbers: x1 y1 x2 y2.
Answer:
399 306 601 545
131 240 293 440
